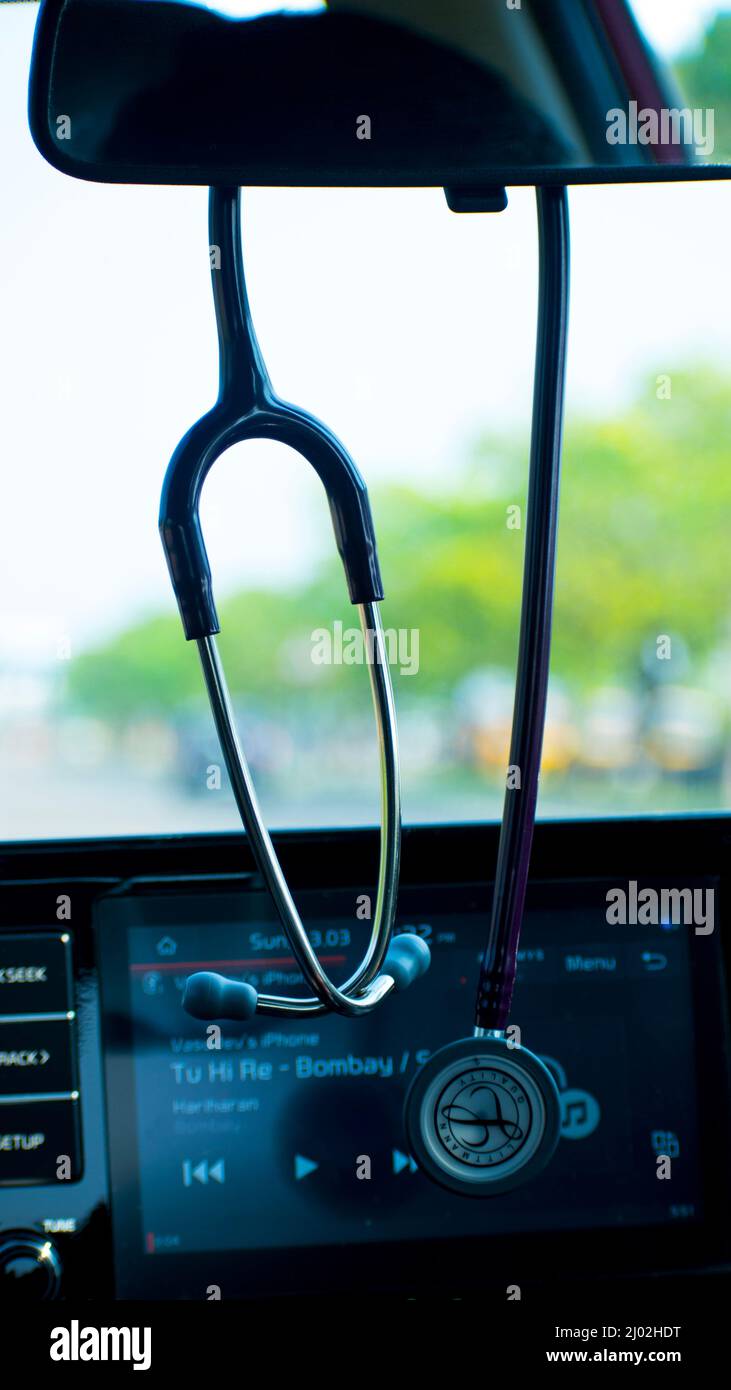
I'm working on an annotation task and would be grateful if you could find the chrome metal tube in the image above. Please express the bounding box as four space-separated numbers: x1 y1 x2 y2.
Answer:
197 601 400 1016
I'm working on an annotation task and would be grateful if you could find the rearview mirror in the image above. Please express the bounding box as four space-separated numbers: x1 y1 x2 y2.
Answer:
29 0 730 187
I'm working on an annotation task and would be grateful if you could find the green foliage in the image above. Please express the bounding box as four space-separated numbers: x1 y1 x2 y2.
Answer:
555 367 731 683
67 614 198 721
675 13 731 162
65 368 731 719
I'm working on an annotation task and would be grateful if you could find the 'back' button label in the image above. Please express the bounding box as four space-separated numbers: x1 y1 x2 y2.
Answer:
0 1017 77 1096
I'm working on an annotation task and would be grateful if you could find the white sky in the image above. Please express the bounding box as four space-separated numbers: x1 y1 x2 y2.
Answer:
631 0 721 52
206 0 721 54
1 1 731 662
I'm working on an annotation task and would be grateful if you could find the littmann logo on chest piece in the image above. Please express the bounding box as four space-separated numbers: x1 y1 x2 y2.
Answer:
405 1037 561 1196
438 1065 531 1166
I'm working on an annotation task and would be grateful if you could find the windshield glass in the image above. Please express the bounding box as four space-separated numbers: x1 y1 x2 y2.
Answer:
2 1 731 839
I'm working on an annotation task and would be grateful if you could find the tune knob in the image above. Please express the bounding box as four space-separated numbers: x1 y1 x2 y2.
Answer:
0 1231 62 1299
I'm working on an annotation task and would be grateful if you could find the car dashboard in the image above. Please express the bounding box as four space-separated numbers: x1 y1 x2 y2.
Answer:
1 815 729 1302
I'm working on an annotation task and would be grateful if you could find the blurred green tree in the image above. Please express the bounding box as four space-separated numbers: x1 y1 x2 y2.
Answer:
66 368 731 718
675 12 731 162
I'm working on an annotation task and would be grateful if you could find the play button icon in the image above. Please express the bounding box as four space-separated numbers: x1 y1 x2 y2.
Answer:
294 1154 319 1181
393 1149 418 1175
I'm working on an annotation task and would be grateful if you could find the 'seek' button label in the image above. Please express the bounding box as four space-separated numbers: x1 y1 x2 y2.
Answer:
0 935 72 1015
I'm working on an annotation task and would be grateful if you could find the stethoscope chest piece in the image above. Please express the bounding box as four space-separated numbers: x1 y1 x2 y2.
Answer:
404 1036 561 1197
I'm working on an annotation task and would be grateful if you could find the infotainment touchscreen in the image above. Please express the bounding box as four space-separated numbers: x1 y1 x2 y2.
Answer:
96 876 707 1288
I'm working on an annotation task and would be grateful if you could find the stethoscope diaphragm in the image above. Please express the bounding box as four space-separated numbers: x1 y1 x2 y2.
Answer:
404 1035 561 1197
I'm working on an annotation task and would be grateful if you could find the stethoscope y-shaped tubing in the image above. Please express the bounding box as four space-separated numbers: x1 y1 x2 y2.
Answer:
160 187 407 1017
474 185 570 1034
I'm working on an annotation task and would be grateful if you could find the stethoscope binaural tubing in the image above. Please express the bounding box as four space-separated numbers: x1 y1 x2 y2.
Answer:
160 186 421 1018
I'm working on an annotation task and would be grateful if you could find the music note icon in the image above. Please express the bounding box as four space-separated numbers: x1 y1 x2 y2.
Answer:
560 1088 601 1140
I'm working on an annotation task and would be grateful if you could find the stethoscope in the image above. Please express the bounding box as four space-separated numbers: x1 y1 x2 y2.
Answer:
161 184 570 1197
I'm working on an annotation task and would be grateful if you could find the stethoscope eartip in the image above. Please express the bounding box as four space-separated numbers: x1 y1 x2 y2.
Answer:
182 971 258 1022
404 1035 561 1197
384 933 432 991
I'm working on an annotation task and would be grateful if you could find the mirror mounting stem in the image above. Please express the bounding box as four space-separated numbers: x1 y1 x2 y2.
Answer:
444 187 508 213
